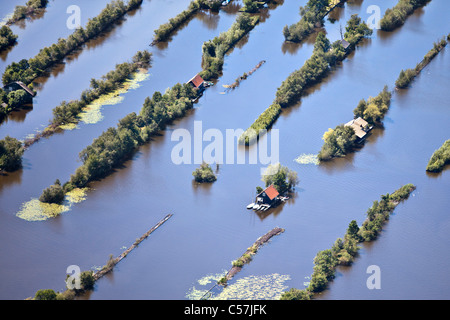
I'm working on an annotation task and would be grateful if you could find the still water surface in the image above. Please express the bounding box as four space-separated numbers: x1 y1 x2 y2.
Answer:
0 0 449 300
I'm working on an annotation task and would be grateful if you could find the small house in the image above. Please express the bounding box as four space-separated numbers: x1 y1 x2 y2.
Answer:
339 39 351 51
187 74 205 92
345 117 373 141
255 185 280 206
3 81 36 97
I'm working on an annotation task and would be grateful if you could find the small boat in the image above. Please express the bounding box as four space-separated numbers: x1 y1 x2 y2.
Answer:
247 203 255 209
253 204 260 210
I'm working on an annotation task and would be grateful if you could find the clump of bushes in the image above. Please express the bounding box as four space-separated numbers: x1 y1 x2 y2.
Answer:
8 0 49 24
152 0 223 44
39 180 65 204
192 162 217 183
318 125 357 161
426 140 450 173
261 163 299 195
353 85 391 125
283 0 339 43
0 86 34 121
0 26 18 52
280 184 416 300
380 0 430 31
0 136 24 172
199 13 260 81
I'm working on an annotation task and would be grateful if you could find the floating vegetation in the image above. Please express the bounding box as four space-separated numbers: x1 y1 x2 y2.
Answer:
294 153 319 165
185 271 228 300
186 272 290 300
16 188 89 221
78 72 149 126
214 274 291 300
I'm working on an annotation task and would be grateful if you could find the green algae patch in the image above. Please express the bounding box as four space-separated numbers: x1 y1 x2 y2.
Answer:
16 199 70 222
213 274 291 300
186 273 291 300
16 188 89 222
70 71 150 127
294 153 319 165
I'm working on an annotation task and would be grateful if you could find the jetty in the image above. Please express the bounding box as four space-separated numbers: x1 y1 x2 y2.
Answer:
93 213 173 281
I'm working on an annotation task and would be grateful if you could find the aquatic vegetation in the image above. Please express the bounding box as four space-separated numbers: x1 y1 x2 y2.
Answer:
186 272 291 300
213 274 291 300
16 188 89 221
294 154 319 165
79 72 149 125
16 199 70 222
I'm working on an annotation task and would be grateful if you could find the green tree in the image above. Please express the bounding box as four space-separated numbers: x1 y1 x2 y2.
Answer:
34 289 57 300
39 180 65 204
0 136 24 172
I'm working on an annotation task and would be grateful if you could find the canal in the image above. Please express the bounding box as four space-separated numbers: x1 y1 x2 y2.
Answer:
0 0 449 300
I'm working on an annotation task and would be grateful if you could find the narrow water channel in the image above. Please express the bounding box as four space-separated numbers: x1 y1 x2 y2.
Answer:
0 0 449 300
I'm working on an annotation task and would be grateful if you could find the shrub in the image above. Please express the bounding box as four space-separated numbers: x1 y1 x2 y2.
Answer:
34 289 57 300
39 180 65 204
0 26 18 52
0 136 24 172
192 162 217 183
426 140 450 173
318 125 357 161
380 0 430 31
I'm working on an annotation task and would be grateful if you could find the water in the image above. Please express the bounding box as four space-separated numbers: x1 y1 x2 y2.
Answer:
0 0 449 300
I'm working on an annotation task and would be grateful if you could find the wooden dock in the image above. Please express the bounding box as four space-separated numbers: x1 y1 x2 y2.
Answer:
93 213 173 281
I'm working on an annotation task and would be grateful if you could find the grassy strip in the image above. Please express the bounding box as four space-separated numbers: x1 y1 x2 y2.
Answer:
426 140 450 173
239 15 372 145
280 184 416 300
380 0 431 32
2 0 143 86
151 0 223 45
396 35 449 89
283 0 346 43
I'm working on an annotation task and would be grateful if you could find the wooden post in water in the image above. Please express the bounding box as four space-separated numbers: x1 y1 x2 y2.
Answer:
93 214 173 281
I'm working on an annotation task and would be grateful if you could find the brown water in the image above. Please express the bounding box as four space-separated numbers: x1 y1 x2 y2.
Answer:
0 0 449 300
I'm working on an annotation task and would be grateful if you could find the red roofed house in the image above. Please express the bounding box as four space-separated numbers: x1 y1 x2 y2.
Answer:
256 185 280 206
187 74 205 92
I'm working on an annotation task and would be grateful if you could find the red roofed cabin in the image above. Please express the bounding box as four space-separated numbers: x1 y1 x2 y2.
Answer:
187 74 205 92
256 185 280 207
